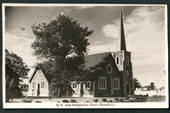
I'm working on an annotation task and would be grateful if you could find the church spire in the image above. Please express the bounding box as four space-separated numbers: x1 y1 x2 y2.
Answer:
120 11 126 51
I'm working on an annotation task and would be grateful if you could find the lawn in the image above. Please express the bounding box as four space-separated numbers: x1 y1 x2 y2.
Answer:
10 95 166 103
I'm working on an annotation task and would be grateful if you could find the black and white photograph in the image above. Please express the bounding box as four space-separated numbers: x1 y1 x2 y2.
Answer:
2 4 168 108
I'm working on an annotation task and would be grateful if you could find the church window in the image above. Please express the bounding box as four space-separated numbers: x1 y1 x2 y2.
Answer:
106 64 112 73
41 82 44 88
127 70 129 77
85 81 91 89
126 70 129 81
116 56 119 64
32 82 35 88
98 77 107 89
126 56 129 65
112 78 120 89
72 82 77 88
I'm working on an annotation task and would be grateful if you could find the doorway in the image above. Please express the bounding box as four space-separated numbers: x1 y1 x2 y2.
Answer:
126 83 130 95
37 83 40 96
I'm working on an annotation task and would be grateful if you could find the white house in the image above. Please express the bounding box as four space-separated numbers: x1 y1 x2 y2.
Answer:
28 67 49 97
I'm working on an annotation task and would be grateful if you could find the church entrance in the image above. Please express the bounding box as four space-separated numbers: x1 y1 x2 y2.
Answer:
80 83 84 97
37 83 40 96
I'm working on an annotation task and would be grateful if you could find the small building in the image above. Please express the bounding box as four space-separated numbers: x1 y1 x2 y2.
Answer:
27 67 49 97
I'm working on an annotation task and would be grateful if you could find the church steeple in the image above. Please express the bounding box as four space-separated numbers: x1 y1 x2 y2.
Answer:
120 11 126 51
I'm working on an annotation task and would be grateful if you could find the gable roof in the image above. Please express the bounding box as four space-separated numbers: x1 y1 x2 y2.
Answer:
28 68 37 83
29 67 50 83
83 52 111 70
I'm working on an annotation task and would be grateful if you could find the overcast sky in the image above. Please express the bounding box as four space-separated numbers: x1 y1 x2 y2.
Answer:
4 4 167 88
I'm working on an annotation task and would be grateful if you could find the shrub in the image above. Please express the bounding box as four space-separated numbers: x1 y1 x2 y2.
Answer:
22 98 32 103
93 99 98 102
134 95 148 102
35 100 42 103
63 99 69 103
147 95 166 102
119 98 124 102
102 98 107 102
108 100 113 102
115 98 119 101
70 99 77 103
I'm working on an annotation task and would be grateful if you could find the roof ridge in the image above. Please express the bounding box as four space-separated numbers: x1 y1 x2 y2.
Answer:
86 52 111 56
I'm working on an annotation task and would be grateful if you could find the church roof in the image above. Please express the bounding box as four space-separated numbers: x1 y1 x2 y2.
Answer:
83 52 111 70
120 11 127 51
28 52 114 82
28 69 37 83
28 67 51 83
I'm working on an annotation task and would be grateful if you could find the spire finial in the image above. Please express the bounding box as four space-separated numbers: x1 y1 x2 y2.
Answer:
120 11 126 51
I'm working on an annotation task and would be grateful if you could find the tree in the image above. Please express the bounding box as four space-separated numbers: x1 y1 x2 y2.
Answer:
133 78 141 89
32 15 93 71
6 49 29 77
32 15 93 96
5 49 29 101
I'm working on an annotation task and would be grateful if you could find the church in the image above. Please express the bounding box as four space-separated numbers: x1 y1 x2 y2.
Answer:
28 12 134 97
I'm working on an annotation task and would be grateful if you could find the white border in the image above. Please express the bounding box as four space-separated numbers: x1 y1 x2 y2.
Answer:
3 102 168 109
1 3 167 7
2 3 6 109
2 3 168 109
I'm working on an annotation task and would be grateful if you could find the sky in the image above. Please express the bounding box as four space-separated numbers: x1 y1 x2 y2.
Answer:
4 4 167 88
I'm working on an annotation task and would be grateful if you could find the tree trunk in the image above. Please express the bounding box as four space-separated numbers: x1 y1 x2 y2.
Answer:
66 82 69 97
66 89 69 97
57 87 61 97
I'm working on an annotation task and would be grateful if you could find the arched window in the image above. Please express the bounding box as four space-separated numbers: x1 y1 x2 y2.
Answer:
106 64 112 73
72 82 77 88
116 56 119 64
85 81 91 89
126 56 129 65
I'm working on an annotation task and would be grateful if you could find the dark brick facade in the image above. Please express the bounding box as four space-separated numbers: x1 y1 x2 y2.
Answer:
88 51 133 97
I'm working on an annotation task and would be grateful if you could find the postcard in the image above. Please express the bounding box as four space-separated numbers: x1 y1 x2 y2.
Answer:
2 3 168 108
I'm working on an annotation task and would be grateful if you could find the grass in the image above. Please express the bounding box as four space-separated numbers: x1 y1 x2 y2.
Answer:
133 95 148 102
10 95 166 103
147 95 166 102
